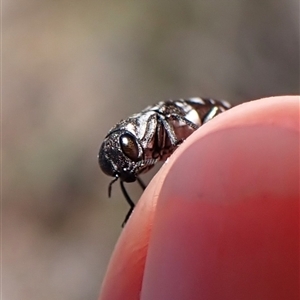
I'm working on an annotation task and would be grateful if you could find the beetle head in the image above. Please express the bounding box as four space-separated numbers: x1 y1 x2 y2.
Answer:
98 130 144 183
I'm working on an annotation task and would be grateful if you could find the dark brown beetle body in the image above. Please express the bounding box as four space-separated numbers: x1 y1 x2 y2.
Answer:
98 97 231 226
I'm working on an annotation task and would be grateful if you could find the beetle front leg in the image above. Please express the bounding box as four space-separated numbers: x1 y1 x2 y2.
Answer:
120 181 135 227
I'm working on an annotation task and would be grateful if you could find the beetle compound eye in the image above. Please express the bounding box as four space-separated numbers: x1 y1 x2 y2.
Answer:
120 134 139 161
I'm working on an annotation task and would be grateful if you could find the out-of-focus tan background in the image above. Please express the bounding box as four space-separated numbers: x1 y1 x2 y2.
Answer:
3 0 299 299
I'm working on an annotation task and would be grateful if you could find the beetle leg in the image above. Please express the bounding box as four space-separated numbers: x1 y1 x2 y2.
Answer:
120 181 135 227
157 115 179 146
137 176 146 190
168 113 199 130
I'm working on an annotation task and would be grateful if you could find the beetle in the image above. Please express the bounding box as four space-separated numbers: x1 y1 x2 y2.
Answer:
98 97 231 226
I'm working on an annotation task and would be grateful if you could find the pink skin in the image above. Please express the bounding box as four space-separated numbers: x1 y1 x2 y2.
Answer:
99 96 299 300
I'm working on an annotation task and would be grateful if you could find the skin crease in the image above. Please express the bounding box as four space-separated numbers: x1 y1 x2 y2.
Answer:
99 96 300 300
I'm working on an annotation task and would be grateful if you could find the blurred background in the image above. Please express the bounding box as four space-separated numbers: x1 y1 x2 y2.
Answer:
3 0 299 299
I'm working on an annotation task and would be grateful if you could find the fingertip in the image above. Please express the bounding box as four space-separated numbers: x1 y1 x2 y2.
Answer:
99 96 299 300
141 96 299 299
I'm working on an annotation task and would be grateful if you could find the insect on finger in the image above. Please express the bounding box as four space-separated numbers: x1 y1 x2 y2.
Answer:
98 97 232 226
